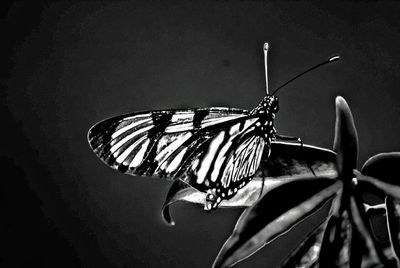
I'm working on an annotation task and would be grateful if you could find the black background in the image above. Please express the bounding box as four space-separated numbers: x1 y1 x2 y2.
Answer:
2 1 400 267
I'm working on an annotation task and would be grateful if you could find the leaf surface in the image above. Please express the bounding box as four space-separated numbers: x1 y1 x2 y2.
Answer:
356 171 400 200
213 178 341 268
333 96 358 178
279 220 325 268
361 152 400 187
161 142 337 225
386 196 400 266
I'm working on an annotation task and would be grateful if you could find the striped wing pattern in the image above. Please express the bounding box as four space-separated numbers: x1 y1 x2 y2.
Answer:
88 107 269 208
89 108 245 175
173 120 266 199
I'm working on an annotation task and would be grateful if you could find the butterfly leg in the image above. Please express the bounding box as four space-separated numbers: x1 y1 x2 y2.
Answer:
275 134 302 144
275 135 316 176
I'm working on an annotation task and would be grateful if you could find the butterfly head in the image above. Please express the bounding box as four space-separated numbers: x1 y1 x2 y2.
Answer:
252 94 279 116
266 95 279 113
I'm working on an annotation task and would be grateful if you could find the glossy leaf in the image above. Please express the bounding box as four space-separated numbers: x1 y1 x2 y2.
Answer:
161 176 285 225
364 203 386 217
318 190 353 267
161 180 200 225
361 152 400 187
262 141 337 179
356 171 400 200
279 96 398 267
333 96 358 177
213 178 341 268
386 196 400 266
348 195 390 267
360 153 400 264
279 219 325 268
317 96 358 267
161 142 337 225
319 212 352 267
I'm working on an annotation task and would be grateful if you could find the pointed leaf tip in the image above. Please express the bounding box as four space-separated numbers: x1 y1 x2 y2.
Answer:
333 96 359 177
161 180 199 226
385 196 400 265
335 96 346 108
161 203 175 226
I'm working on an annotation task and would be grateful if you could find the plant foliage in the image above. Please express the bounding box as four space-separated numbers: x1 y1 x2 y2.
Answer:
212 97 400 267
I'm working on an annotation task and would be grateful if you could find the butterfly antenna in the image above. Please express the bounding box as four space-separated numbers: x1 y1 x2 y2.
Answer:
263 42 269 94
271 55 340 95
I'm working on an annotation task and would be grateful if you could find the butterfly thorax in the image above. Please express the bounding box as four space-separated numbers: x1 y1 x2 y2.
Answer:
250 94 279 143
250 94 279 116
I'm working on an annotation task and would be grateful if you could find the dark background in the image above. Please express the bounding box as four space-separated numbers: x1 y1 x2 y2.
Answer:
2 1 400 267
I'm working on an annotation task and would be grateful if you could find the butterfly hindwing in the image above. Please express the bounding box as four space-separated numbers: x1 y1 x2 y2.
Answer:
88 107 250 178
172 117 268 210
172 118 266 193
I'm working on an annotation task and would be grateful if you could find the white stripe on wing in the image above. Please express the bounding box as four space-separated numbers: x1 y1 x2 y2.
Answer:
110 125 153 154
111 116 151 139
115 135 147 164
196 131 225 184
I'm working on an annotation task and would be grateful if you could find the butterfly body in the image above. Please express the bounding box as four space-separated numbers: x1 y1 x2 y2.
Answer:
88 94 280 211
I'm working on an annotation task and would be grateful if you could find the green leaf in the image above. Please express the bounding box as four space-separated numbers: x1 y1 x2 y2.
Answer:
333 96 358 178
348 195 391 267
385 196 400 266
161 142 337 225
318 190 352 267
161 180 201 225
213 178 341 268
279 220 325 268
262 142 337 179
361 153 400 186
363 202 390 245
161 177 287 225
364 203 386 217
319 212 352 267
356 171 400 200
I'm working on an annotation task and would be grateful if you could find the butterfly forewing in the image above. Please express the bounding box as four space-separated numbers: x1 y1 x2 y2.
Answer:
88 107 250 178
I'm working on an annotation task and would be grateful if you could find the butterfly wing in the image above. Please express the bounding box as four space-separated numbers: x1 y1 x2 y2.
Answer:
147 114 268 210
89 107 272 210
88 107 250 178
173 120 266 192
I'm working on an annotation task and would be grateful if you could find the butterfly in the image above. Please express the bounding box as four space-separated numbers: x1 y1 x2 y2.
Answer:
88 43 339 211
